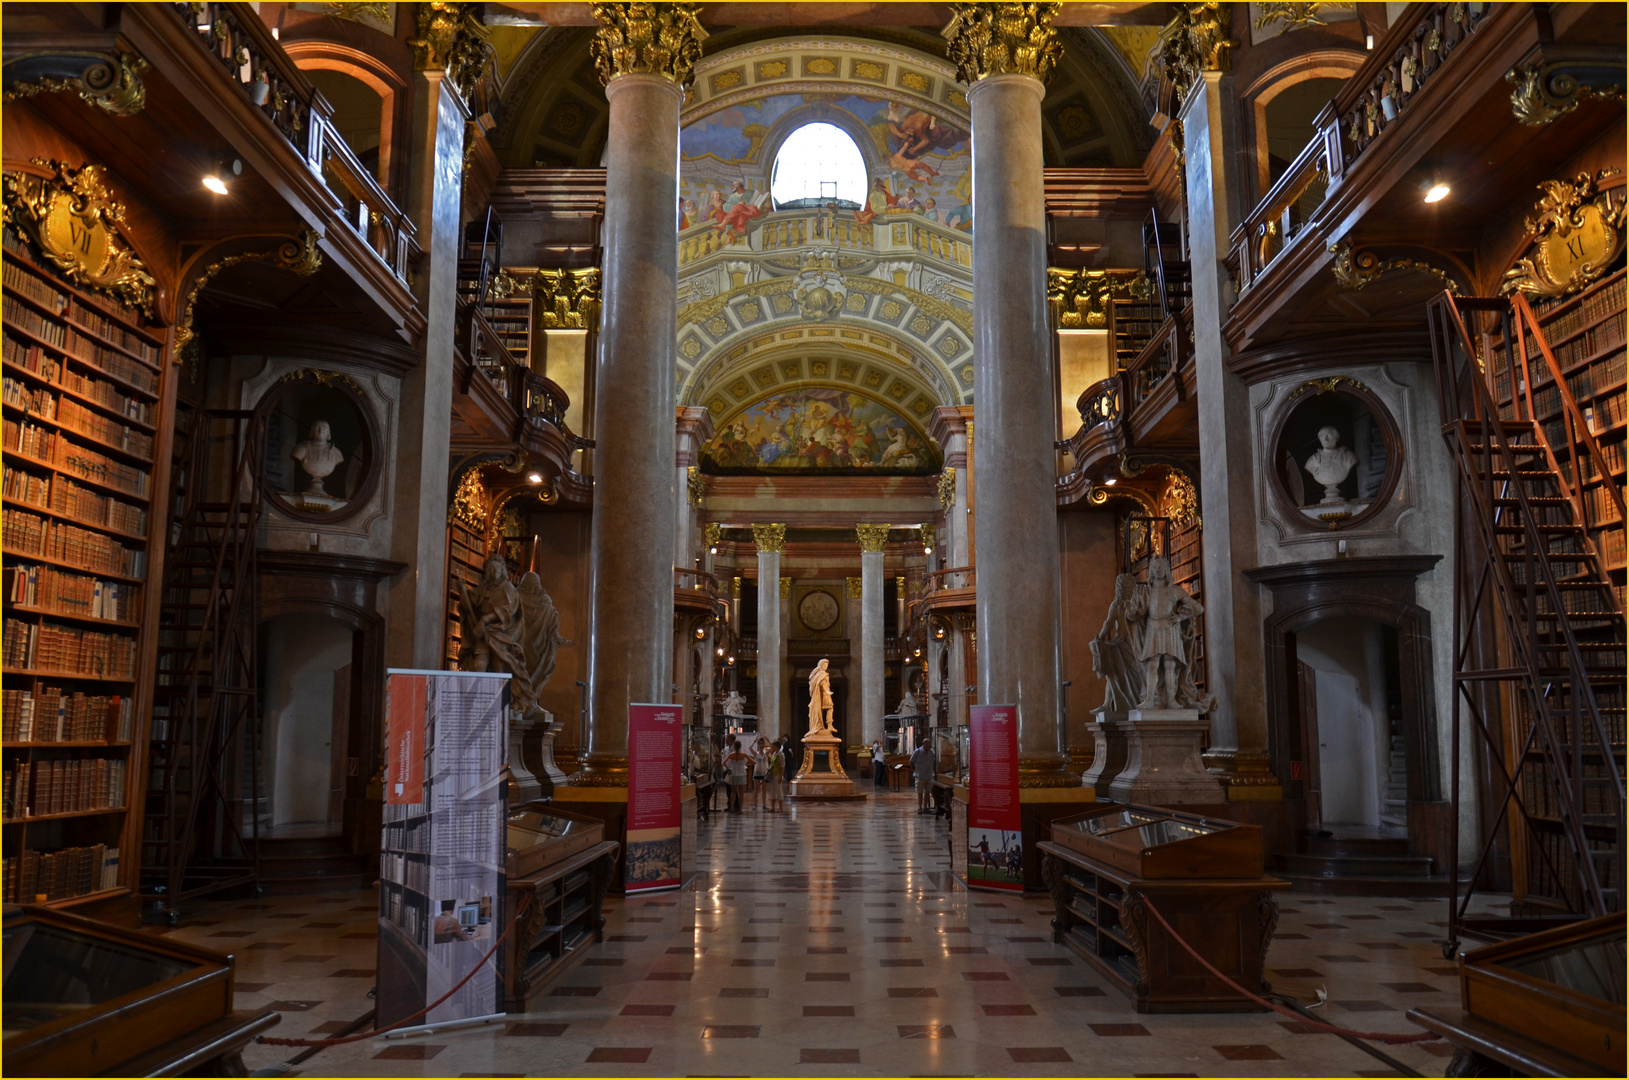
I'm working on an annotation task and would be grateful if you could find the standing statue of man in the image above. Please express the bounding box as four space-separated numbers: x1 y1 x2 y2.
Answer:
1124 557 1208 711
807 658 835 735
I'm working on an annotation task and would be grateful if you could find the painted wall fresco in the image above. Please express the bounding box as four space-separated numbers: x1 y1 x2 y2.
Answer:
703 388 939 474
680 93 972 235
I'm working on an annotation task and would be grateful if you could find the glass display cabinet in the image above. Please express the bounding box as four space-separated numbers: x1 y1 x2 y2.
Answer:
1039 803 1287 1013
501 802 618 1013
1048 802 1265 879
3 905 279 1076
1406 913 1624 1075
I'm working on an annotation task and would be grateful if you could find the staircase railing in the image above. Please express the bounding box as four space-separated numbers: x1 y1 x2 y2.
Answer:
1427 291 1624 941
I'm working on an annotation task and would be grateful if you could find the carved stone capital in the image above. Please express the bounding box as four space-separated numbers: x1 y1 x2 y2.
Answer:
590 3 708 89
535 267 602 329
942 3 1062 86
752 523 786 553
855 523 891 552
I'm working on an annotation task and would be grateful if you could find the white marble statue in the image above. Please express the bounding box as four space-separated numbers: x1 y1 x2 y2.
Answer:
290 420 345 495
807 658 835 735
722 690 746 719
1303 425 1359 504
1124 557 1214 713
459 555 570 718
1090 572 1146 713
897 690 919 716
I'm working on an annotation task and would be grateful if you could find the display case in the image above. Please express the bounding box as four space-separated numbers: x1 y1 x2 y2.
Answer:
3 905 278 1076
1049 802 1264 879
505 803 605 879
1407 913 1625 1076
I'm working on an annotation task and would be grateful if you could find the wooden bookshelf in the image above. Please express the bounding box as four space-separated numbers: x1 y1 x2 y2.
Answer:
2 228 169 910
486 297 533 369
445 518 486 668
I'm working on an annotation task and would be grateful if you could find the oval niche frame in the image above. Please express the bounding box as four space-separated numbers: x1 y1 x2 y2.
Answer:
1266 377 1404 532
256 368 383 525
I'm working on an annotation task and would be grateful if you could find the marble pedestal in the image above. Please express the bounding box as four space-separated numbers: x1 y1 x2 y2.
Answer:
509 709 568 805
789 728 863 799
1080 711 1129 798
1106 708 1226 805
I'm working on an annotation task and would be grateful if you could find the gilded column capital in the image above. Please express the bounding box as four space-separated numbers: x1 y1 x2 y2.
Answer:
590 3 708 89
703 522 722 549
846 577 863 599
941 3 1062 86
856 523 891 553
1154 2 1235 106
752 523 786 553
410 2 496 100
535 268 602 329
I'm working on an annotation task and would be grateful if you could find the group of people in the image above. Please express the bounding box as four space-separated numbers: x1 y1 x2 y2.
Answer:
712 733 795 813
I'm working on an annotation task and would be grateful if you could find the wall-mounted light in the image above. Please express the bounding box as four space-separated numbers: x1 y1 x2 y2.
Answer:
727 655 736 665
695 626 707 640
923 544 933 555
709 544 718 555
202 156 241 195
716 646 725 656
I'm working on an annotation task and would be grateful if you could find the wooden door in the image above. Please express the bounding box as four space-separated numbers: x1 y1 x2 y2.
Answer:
1296 659 1322 832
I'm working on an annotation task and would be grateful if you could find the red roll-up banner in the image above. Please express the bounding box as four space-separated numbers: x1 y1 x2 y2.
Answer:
967 704 1023 891
626 702 683 892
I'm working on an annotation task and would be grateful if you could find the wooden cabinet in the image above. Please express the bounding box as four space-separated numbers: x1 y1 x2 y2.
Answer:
1040 808 1288 1013
3 905 278 1076
1407 913 1625 1076
2 231 169 913
502 804 617 1012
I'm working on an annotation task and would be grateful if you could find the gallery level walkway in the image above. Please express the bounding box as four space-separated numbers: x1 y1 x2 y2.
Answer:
157 792 1496 1077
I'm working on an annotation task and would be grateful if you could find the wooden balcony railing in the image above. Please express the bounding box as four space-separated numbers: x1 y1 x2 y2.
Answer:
1124 309 1189 413
920 566 976 602
170 2 417 285
1076 376 1121 435
458 299 579 444
1229 1 1492 294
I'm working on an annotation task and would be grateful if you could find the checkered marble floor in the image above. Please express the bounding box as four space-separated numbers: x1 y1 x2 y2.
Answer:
156 791 1508 1077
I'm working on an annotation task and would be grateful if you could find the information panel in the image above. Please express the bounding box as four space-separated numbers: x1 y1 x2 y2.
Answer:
626 702 682 893
377 669 509 1029
967 704 1023 892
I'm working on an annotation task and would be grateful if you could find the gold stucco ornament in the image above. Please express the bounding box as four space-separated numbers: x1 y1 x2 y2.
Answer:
1500 169 1626 298
941 2 1062 86
590 3 709 89
2 160 155 314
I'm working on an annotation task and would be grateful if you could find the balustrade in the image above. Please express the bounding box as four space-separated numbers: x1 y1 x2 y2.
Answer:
171 2 417 284
1228 1 1491 294
678 206 978 269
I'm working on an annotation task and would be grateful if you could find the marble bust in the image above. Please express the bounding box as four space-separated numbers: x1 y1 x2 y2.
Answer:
1303 425 1359 504
290 420 345 495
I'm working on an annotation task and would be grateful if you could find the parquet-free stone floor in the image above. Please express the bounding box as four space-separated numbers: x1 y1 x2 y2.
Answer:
157 790 1505 1076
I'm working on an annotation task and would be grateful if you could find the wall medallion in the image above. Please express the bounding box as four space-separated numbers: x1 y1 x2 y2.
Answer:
1501 169 1626 298
1268 381 1401 531
799 589 840 632
1 160 155 313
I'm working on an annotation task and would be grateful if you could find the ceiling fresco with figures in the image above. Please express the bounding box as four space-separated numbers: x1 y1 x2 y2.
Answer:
703 387 939 475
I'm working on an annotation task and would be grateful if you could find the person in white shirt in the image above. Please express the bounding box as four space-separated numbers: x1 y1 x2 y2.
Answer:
910 741 935 813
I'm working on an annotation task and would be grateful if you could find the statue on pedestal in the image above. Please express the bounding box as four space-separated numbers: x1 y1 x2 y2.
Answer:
458 555 571 719
721 690 747 719
807 658 835 735
1089 572 1145 713
897 689 918 716
1124 557 1213 713
1303 425 1359 504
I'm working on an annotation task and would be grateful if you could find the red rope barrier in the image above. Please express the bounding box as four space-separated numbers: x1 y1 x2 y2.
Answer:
1139 895 1441 1045
257 893 532 1049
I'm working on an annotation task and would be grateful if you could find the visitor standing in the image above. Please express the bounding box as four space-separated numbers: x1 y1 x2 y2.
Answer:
910 740 935 814
767 741 785 811
871 737 886 787
724 741 750 812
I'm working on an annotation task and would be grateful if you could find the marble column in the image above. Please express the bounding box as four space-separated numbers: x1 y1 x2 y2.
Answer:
1183 71 1276 796
857 524 888 748
753 524 784 741
385 68 465 669
948 6 1074 785
578 5 706 784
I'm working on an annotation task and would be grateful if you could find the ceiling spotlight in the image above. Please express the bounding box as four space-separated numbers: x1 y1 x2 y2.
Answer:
527 472 543 484
1423 181 1451 204
1104 477 1117 486
202 156 241 195
1364 33 1374 49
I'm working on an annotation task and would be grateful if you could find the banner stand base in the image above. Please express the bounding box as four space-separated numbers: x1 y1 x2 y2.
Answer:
383 1012 508 1039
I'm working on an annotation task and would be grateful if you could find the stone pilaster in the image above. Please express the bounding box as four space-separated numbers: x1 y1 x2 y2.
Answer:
857 524 889 748
946 3 1075 785
577 3 706 785
385 68 466 669
753 524 785 742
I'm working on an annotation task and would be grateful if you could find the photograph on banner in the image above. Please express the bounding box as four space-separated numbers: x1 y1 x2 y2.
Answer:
967 703 1023 892
626 703 683 892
